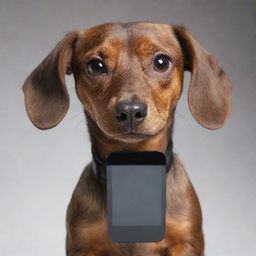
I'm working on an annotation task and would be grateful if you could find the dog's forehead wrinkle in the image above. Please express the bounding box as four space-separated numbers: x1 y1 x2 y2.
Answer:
78 24 127 54
78 23 179 61
124 29 179 58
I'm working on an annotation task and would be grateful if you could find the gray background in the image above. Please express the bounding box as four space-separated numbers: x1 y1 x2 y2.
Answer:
0 0 255 255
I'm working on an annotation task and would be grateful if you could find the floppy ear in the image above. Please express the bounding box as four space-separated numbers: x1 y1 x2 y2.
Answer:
173 26 232 129
22 31 79 130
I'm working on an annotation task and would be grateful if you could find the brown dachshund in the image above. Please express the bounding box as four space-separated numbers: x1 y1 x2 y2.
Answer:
22 22 232 256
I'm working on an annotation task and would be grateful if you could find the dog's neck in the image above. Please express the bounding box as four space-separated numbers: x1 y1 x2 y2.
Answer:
86 115 172 161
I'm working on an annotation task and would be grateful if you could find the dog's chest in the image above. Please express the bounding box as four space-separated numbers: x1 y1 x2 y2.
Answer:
73 216 171 256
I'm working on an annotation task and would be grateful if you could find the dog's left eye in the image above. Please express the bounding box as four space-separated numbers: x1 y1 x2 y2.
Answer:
87 59 107 75
153 55 171 72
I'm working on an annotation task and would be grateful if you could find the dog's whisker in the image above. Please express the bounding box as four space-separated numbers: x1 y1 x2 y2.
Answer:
159 115 167 122
155 108 168 122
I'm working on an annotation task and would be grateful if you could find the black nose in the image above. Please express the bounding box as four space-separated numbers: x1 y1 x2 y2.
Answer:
114 99 147 129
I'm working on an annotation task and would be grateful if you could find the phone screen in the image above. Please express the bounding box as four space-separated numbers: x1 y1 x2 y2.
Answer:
106 151 166 243
109 165 164 226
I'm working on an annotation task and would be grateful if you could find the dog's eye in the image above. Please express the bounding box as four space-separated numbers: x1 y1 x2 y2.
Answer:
87 59 107 75
153 55 170 72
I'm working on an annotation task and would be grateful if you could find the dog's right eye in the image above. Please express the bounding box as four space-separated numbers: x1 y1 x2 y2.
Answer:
87 59 107 75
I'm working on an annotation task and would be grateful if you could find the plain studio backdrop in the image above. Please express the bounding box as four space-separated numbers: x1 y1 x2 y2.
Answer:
0 0 255 255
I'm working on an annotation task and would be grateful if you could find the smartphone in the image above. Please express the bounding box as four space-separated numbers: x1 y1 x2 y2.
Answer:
106 151 166 243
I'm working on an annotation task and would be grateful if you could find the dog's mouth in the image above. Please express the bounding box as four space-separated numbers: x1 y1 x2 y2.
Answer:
112 129 161 142
113 132 152 143
123 131 150 136
118 127 156 136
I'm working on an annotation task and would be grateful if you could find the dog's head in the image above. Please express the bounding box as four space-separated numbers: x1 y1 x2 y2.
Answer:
23 22 232 142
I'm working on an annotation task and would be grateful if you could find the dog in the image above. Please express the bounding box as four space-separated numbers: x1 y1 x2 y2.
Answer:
22 22 232 256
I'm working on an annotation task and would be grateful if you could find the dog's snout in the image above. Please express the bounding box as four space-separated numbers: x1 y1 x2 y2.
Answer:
114 100 147 129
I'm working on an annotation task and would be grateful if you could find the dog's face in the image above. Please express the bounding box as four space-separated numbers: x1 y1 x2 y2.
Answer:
23 22 232 142
73 23 183 141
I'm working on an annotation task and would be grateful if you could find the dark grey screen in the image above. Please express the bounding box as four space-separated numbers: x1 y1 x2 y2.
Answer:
109 165 165 226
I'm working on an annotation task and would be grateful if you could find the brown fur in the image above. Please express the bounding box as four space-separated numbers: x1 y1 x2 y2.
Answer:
22 22 232 256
